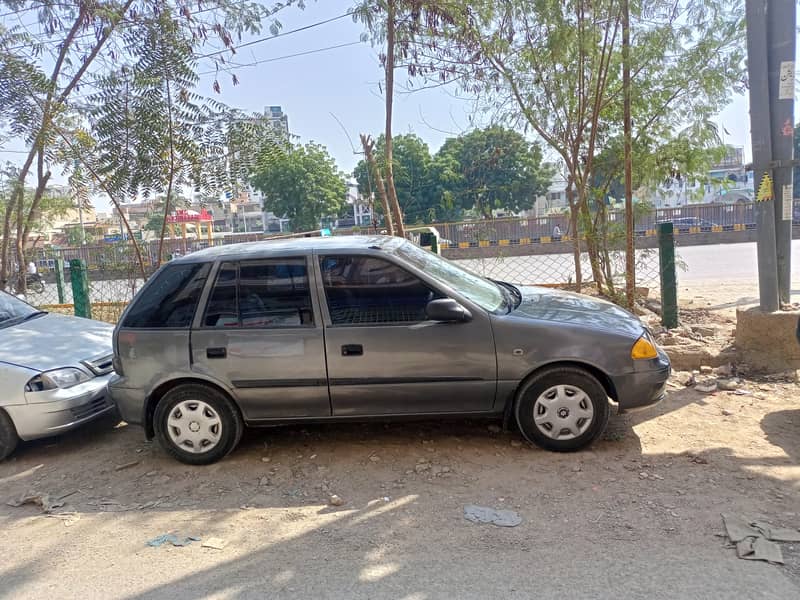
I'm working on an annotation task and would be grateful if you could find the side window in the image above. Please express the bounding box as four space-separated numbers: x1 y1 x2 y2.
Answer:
122 263 210 328
319 255 437 325
203 259 314 328
204 262 238 327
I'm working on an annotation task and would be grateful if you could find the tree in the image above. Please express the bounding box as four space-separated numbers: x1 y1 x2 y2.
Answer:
1 0 300 283
430 126 552 219
404 0 744 294
354 133 434 223
354 1 458 236
251 143 347 233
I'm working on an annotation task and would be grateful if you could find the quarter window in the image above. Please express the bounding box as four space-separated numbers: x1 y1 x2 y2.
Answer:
203 259 314 328
319 255 437 325
122 263 211 328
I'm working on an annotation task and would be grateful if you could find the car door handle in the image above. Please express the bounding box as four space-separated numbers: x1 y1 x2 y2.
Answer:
341 344 363 357
206 347 227 359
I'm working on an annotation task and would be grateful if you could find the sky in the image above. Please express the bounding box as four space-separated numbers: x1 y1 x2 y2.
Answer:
0 1 786 211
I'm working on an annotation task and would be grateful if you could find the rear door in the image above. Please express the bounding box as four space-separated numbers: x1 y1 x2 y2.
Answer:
190 257 330 420
316 253 497 416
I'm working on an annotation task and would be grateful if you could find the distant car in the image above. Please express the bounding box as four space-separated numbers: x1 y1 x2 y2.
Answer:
110 236 669 465
657 217 717 229
0 293 115 460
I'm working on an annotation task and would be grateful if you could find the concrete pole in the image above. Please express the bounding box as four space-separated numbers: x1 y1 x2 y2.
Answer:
622 0 635 310
746 0 780 312
767 0 796 304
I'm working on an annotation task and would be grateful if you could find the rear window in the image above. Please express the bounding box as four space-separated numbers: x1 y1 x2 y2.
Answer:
122 263 210 328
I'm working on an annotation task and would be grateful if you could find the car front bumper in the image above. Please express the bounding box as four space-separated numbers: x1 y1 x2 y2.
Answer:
7 373 116 441
611 354 670 414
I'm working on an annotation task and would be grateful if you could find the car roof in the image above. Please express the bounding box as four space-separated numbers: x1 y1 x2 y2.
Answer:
173 235 405 263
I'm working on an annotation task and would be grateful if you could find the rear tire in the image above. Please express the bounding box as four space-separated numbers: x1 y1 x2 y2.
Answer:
0 409 19 461
515 366 610 452
154 384 243 465
29 280 44 294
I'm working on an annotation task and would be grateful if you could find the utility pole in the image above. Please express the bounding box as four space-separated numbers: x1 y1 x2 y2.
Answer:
622 0 635 309
766 0 796 304
746 0 780 312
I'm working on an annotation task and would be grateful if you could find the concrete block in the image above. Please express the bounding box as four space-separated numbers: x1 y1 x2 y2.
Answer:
735 307 800 373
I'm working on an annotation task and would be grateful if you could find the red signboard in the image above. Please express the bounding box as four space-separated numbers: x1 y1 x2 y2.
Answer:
166 208 213 223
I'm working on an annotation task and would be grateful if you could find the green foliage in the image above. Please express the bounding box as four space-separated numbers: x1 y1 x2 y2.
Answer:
353 127 552 222
144 213 164 232
430 126 552 218
252 142 347 233
354 133 435 223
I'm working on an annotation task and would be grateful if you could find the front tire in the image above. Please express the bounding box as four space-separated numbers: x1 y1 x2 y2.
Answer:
515 366 610 452
0 409 19 461
29 280 44 294
154 384 243 465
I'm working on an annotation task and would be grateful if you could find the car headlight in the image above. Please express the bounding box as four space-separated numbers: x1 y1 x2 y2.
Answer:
25 368 92 392
631 332 659 360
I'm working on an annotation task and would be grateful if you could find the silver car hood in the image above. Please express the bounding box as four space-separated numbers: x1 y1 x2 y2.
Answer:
509 286 644 337
0 313 113 372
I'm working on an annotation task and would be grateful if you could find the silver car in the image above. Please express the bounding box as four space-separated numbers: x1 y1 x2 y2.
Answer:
0 292 116 460
110 236 670 465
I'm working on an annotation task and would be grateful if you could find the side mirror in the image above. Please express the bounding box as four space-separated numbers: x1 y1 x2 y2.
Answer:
425 298 472 323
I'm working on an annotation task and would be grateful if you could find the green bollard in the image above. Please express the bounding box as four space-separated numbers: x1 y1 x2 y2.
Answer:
69 259 92 319
658 222 678 329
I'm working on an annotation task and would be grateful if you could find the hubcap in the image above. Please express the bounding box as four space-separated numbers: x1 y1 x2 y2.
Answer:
166 400 222 454
533 385 594 441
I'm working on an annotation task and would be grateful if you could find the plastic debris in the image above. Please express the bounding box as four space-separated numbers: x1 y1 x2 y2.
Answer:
201 537 227 550
463 504 522 527
146 534 201 548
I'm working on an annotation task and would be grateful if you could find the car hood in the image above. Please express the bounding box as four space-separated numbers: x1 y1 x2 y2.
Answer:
0 312 113 372
508 286 644 337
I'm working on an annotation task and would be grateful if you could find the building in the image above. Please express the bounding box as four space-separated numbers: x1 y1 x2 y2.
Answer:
265 105 289 138
336 179 374 228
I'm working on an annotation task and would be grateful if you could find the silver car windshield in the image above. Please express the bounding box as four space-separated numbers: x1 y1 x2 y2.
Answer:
0 291 39 328
394 241 505 312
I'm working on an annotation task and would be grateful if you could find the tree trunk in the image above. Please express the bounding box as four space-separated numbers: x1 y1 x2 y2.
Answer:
360 134 394 235
383 0 405 237
565 175 582 291
156 79 176 268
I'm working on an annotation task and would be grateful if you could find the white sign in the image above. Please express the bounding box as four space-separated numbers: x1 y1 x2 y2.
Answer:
783 185 793 220
779 61 795 100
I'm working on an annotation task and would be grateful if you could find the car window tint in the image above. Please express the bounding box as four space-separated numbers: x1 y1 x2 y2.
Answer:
204 262 238 327
123 263 210 328
204 259 313 328
239 259 313 328
319 255 436 325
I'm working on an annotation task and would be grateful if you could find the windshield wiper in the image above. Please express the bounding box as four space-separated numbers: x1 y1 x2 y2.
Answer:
493 280 522 311
21 310 47 321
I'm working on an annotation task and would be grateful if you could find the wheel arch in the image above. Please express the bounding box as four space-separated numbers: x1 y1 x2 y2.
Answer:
503 360 617 429
144 377 240 439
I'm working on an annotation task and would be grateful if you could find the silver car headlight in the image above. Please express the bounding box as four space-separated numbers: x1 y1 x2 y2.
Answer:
25 368 92 392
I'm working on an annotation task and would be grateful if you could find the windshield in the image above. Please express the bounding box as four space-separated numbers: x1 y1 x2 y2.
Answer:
0 291 40 328
394 241 506 312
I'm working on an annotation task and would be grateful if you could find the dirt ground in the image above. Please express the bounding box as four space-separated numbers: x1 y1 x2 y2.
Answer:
1 375 799 599
2 279 799 599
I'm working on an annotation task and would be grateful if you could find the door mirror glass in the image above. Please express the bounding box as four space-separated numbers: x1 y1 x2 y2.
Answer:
425 298 471 323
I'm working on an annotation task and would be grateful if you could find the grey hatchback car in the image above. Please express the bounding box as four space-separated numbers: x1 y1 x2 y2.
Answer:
110 236 669 465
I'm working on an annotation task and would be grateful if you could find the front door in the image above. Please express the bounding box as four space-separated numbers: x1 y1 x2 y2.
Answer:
317 254 497 416
191 258 330 420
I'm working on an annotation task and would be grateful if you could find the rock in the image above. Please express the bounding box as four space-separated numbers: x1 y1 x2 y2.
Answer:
510 440 522 448
717 378 740 391
715 364 733 378
692 325 720 338
259 477 270 486
261 457 271 463
700 366 713 374
674 371 695 386
369 455 380 463
414 463 431 474
722 409 734 416
328 494 344 507
694 380 718 393
571 464 582 473
487 424 502 434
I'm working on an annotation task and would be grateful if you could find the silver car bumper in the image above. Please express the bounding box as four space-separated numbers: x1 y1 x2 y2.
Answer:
6 373 116 441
